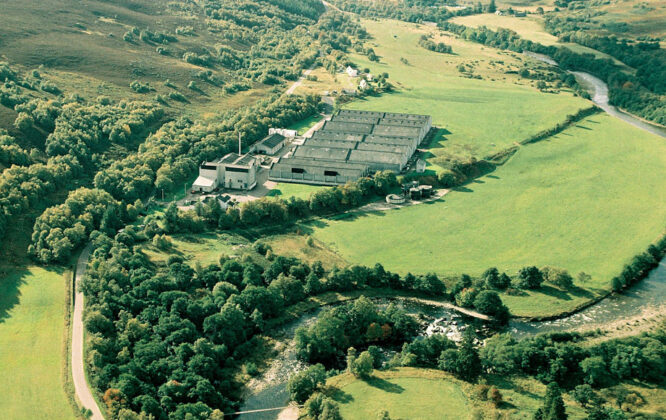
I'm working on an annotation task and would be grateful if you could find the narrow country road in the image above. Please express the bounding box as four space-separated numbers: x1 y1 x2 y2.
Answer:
72 243 105 420
285 63 316 95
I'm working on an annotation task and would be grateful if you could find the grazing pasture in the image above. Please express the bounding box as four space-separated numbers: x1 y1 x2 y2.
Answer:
300 114 666 317
342 19 589 163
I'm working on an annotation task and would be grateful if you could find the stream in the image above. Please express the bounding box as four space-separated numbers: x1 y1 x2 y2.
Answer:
238 261 666 419
523 51 666 138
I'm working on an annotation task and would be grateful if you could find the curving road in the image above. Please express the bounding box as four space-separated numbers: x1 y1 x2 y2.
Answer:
72 243 105 420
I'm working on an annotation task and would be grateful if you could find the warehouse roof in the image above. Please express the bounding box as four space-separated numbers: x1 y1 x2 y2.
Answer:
378 118 429 128
311 131 365 142
364 134 417 146
331 115 380 125
274 156 370 170
293 145 351 161
349 149 404 165
303 139 359 150
355 142 411 155
372 125 422 138
337 109 386 119
323 121 374 135
383 111 431 121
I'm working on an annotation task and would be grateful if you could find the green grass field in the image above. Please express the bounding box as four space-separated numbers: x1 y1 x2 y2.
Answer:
267 182 328 200
328 369 470 420
299 114 666 317
287 114 322 135
0 266 74 419
325 368 588 420
344 19 589 162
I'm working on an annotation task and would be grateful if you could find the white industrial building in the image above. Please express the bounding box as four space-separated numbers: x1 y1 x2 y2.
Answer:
269 110 432 185
192 153 258 192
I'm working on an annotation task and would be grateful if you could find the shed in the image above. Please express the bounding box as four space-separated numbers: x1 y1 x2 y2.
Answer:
254 133 286 155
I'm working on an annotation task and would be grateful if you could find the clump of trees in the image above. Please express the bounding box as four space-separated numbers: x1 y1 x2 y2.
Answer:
418 35 452 54
294 297 419 366
480 331 666 390
611 237 666 292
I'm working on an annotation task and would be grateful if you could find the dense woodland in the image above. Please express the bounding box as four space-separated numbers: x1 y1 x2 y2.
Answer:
80 219 508 418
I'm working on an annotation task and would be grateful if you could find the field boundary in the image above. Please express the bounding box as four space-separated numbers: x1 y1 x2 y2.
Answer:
63 265 87 419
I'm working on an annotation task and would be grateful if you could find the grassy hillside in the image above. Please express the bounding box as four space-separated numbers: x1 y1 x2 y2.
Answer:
0 266 73 419
341 19 589 162
300 114 666 317
0 0 322 119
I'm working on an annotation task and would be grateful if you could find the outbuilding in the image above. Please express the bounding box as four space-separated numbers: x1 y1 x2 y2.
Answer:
253 133 286 155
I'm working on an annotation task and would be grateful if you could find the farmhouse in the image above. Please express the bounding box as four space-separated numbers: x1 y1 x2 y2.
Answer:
191 153 258 192
253 133 286 155
269 110 432 185
346 66 359 77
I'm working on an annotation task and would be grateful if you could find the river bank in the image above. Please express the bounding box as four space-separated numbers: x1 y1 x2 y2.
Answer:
240 259 665 419
524 51 666 138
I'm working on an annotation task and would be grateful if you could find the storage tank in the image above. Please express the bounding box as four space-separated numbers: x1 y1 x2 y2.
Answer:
410 187 422 200
386 194 407 204
420 185 433 198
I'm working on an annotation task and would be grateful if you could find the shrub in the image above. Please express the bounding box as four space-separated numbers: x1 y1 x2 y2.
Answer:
129 80 152 93
287 364 326 404
542 266 574 289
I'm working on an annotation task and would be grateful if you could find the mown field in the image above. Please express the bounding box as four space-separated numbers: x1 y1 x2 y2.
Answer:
341 19 589 163
325 368 588 420
0 266 73 420
296 114 666 317
267 182 327 200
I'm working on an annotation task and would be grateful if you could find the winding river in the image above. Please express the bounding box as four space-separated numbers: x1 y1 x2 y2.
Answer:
523 51 666 138
238 261 665 419
237 53 666 419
